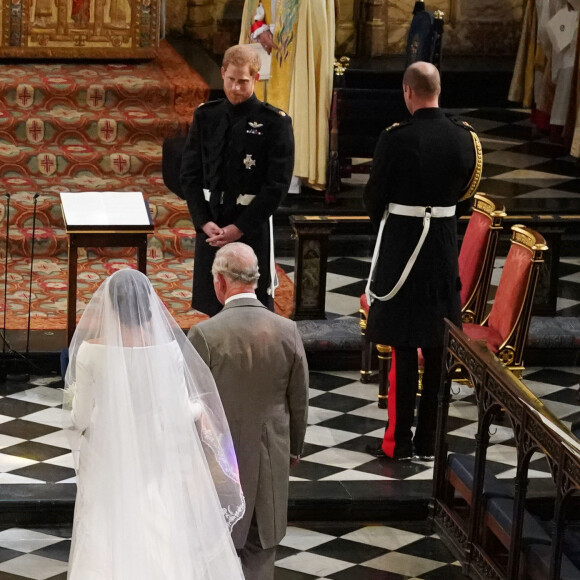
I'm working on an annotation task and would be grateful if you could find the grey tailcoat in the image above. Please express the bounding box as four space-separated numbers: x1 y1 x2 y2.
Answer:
188 298 309 549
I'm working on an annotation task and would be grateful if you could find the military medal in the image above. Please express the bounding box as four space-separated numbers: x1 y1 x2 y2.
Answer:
247 121 263 135
243 154 256 169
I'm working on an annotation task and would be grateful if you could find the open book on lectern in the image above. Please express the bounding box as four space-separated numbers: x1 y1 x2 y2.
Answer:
60 191 153 231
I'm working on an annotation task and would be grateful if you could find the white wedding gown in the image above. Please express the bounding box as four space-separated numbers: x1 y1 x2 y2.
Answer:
67 340 244 580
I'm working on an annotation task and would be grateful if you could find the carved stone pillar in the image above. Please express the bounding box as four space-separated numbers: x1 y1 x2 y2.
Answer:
184 0 214 40
360 0 385 57
94 0 105 36
56 0 68 35
336 0 357 55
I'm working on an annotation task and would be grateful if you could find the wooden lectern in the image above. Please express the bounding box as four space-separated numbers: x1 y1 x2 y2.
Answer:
61 191 154 344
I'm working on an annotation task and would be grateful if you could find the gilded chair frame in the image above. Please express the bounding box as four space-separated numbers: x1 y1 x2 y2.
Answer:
477 224 548 379
461 193 506 325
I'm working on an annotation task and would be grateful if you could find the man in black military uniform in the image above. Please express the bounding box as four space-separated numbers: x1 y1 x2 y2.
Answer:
364 61 482 461
180 44 294 316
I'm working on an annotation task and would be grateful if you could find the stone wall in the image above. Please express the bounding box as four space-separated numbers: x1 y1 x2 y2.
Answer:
167 0 243 50
384 0 524 56
165 0 188 34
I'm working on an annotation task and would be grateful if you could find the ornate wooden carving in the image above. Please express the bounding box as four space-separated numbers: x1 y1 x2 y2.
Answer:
433 321 580 580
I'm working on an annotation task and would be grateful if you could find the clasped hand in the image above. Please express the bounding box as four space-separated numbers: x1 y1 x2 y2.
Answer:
257 30 275 55
203 222 243 247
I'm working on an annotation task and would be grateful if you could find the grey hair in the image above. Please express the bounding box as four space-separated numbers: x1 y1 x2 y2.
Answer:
211 242 260 286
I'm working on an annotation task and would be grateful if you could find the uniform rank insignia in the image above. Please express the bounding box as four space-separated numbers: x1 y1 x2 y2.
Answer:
243 154 256 169
247 121 263 135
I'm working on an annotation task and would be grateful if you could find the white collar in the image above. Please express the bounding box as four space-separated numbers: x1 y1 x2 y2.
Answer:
225 292 258 305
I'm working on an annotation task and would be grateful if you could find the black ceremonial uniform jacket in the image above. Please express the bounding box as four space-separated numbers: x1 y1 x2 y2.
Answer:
364 107 481 348
180 94 294 316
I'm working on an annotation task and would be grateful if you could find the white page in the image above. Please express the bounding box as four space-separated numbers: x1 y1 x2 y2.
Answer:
546 8 578 53
60 191 151 227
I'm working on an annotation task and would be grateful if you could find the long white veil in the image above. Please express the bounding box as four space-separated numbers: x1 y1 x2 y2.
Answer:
64 269 244 579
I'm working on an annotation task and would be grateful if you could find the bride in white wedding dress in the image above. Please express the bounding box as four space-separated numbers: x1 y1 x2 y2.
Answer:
64 269 245 579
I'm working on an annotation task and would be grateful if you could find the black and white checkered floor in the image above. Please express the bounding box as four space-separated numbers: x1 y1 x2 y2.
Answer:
0 364 579 579
381 107 579 209
1 364 579 487
461 108 580 205
0 520 474 580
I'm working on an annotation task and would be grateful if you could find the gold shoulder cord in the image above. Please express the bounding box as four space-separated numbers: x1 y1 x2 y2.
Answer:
458 131 483 202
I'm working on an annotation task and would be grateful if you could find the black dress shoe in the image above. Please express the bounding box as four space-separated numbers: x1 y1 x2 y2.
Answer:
413 446 435 461
365 444 412 461
414 453 435 461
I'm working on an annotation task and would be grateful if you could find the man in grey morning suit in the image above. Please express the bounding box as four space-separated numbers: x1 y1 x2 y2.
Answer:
188 243 309 580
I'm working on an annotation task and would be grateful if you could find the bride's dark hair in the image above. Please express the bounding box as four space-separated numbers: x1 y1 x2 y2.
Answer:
108 269 153 327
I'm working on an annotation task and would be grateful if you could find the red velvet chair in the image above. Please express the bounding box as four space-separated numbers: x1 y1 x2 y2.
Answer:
462 225 548 379
458 194 506 324
359 193 506 407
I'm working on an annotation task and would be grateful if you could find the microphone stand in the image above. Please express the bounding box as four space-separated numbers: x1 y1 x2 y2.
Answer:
1 193 10 356
25 193 39 357
3 193 40 382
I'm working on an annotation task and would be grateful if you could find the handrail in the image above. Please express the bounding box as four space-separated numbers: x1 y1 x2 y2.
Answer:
451 327 579 455
433 320 580 580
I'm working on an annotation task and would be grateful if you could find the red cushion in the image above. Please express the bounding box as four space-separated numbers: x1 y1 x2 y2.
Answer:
360 293 369 315
459 211 491 307
487 243 531 343
463 323 503 353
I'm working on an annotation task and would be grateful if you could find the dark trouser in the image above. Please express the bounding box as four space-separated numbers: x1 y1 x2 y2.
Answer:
237 513 277 580
381 346 443 458
192 225 274 317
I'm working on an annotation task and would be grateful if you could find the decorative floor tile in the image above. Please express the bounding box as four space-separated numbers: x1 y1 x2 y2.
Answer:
276 551 355 577
341 526 426 551
0 553 68 580
303 425 360 447
301 448 374 470
280 527 338 551
492 169 573 188
0 529 63 554
362 551 446 577
7 388 63 408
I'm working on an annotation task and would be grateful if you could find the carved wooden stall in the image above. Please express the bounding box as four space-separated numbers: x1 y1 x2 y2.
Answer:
432 321 580 580
0 0 160 59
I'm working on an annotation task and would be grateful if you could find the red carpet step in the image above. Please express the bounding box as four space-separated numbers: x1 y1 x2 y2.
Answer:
0 41 217 329
0 40 207 257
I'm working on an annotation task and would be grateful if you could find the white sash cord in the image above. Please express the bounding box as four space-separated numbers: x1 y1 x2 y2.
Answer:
365 203 456 306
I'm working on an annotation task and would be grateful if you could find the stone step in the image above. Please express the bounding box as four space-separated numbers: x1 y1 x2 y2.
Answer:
0 107 189 148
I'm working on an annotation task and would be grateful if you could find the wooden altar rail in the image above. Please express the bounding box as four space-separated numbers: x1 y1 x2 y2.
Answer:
289 213 580 320
432 321 580 580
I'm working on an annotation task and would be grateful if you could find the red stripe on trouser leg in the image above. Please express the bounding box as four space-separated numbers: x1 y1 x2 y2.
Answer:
382 348 397 457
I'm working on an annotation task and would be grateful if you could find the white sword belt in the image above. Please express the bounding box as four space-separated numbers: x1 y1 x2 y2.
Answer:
365 203 456 305
203 189 255 206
